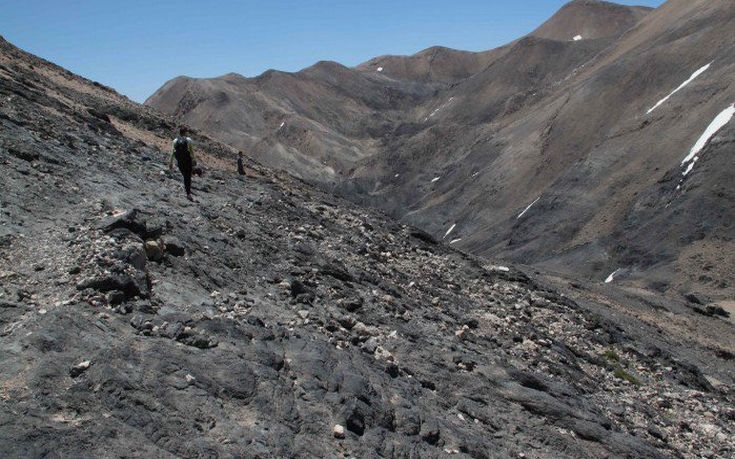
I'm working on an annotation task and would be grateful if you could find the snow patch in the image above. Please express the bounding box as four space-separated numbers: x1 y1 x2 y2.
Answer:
681 104 735 176
573 35 583 41
517 197 541 219
279 122 285 129
443 223 456 239
449 238 462 245
492 266 510 272
647 62 712 114
431 177 441 183
394 173 400 178
424 97 455 121
472 171 479 178
605 269 622 284
682 159 697 176
377 67 383 72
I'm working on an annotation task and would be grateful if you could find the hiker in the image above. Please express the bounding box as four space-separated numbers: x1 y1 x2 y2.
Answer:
237 151 245 175
168 127 197 201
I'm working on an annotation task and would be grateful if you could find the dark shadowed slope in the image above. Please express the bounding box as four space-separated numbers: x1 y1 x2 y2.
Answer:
2 35 734 458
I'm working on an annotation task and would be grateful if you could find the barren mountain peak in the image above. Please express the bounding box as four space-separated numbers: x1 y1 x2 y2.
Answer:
530 0 653 41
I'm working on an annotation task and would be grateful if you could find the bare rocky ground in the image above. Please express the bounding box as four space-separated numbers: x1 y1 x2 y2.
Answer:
1 37 734 459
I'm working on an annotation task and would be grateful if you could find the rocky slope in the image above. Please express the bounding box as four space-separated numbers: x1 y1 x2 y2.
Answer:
1 34 735 458
147 0 735 304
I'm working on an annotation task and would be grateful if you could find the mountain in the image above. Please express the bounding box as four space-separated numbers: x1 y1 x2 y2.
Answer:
529 0 653 41
355 46 509 84
146 0 735 305
1 24 734 458
145 62 435 185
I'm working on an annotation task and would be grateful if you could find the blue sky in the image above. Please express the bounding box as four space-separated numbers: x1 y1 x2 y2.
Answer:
1 0 663 102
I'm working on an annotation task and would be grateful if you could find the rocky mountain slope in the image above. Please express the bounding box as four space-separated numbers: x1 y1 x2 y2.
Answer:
146 0 735 304
2 36 734 458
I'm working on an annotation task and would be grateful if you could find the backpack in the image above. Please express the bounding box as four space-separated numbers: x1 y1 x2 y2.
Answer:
174 137 190 163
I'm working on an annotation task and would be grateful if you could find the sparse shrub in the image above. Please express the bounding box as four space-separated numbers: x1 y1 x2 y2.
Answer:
602 349 641 385
613 366 641 386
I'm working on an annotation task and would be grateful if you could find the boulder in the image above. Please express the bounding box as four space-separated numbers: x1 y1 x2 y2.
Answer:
162 236 185 257
341 296 363 312
99 209 147 238
77 271 149 299
69 360 92 377
684 292 708 305
420 419 440 445
115 243 147 270
144 240 163 261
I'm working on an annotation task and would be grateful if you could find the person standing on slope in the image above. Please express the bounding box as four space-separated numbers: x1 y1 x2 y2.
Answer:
237 151 246 175
169 127 197 201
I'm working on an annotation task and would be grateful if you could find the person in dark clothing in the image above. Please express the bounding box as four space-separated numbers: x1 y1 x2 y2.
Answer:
168 127 198 201
237 151 245 175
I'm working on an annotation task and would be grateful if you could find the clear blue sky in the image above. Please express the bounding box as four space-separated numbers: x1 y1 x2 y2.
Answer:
1 0 663 103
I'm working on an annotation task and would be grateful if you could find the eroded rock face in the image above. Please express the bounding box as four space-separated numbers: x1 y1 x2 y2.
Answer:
0 36 733 459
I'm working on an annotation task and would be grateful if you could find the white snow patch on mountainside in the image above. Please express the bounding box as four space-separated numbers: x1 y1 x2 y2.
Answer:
443 224 456 239
431 177 441 183
647 62 712 114
681 104 735 176
449 238 462 245
425 97 455 121
573 35 583 41
605 269 622 284
517 197 541 219
682 160 696 177
377 67 383 72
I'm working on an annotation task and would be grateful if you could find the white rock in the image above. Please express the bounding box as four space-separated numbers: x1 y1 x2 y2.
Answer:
374 346 394 362
333 424 346 438
455 325 469 340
